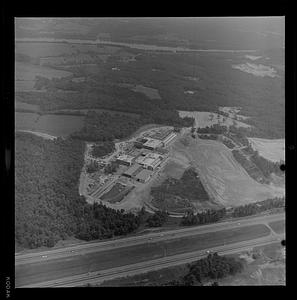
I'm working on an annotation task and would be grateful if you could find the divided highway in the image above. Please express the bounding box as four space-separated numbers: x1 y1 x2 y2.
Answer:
15 213 285 287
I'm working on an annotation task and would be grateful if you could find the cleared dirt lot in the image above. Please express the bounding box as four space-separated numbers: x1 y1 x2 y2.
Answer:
248 138 285 163
178 111 251 129
171 135 285 207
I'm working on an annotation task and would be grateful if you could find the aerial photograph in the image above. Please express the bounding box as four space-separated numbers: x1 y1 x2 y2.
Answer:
14 17 285 287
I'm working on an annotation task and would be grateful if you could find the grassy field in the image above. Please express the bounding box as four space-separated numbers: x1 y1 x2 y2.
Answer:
171 135 285 207
15 101 40 112
15 61 72 92
15 112 84 137
268 220 285 234
248 138 285 162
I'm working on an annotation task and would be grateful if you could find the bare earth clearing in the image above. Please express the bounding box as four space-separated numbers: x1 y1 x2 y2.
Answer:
232 63 278 78
178 111 251 129
248 138 285 163
171 136 284 207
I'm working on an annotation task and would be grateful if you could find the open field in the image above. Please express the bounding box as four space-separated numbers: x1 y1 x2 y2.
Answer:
178 111 251 129
171 135 285 207
15 61 72 91
15 112 84 137
232 63 278 78
15 101 40 112
268 220 285 234
17 130 57 140
119 83 161 100
248 138 285 162
15 222 271 287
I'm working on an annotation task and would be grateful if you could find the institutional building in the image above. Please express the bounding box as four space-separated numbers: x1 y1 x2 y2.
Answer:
116 154 135 166
135 169 153 183
123 163 142 178
135 152 162 171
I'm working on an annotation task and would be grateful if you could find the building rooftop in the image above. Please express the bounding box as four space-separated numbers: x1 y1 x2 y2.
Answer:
123 163 142 176
117 154 135 163
148 128 173 141
135 169 153 181
143 138 162 149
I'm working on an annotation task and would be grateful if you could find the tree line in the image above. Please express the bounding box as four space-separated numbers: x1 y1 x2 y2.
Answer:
180 208 227 226
162 253 243 286
231 197 285 218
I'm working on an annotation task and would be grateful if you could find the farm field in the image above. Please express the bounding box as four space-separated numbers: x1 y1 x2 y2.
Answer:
178 111 251 129
45 108 139 118
171 135 285 207
119 83 161 100
15 112 84 137
15 101 40 112
15 61 72 92
247 138 285 162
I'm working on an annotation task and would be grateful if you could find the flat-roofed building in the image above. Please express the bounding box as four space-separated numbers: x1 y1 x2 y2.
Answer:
150 128 173 141
116 154 135 166
127 149 142 158
142 138 163 150
136 152 163 171
135 169 153 183
123 163 142 178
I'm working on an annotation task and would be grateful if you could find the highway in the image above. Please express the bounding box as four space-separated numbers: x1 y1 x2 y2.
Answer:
15 213 285 287
22 236 282 287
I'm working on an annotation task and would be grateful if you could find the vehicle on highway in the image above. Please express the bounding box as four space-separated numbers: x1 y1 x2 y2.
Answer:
41 255 47 258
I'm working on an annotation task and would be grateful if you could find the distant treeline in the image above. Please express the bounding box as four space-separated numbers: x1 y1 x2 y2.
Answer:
71 111 193 142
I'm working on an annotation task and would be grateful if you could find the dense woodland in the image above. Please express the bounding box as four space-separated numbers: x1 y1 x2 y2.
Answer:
162 253 243 286
231 197 285 218
15 133 141 249
70 110 193 142
180 208 227 226
146 211 169 227
91 141 115 158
